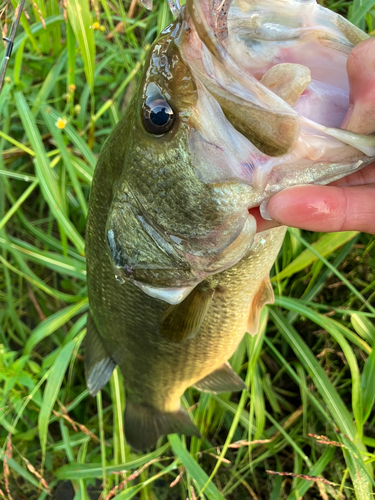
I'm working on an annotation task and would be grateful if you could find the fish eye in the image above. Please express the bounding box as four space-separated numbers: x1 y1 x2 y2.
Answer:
142 98 175 135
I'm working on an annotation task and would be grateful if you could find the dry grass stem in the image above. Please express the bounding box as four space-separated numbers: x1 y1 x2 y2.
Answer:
309 433 346 448
31 3 45 29
266 470 337 487
52 406 101 443
22 458 51 493
28 287 46 321
3 436 13 500
169 469 184 488
188 485 196 500
228 439 272 448
104 459 160 500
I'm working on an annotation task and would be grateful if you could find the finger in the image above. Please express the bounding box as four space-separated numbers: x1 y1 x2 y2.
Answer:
341 38 375 134
331 161 375 187
266 184 375 234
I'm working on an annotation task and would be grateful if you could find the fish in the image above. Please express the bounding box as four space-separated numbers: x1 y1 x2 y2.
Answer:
85 0 375 450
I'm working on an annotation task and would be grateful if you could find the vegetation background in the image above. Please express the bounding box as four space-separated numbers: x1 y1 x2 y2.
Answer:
0 0 375 498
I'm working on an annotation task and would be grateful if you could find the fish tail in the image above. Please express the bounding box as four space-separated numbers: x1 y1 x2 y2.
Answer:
124 399 201 451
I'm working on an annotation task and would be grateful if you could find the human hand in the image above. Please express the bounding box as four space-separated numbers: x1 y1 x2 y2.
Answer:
253 37 375 234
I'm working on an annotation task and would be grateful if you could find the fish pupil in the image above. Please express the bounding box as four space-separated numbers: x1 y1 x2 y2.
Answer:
150 106 171 127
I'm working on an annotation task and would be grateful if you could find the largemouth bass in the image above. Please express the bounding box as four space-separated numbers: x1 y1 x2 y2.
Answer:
86 0 375 450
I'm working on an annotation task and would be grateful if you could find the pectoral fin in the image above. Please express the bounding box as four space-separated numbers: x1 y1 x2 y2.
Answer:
85 313 116 396
160 287 215 342
247 278 274 336
125 399 201 451
194 362 247 393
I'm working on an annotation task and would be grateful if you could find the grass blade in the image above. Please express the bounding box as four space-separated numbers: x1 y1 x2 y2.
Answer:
31 49 68 117
273 231 358 281
341 435 373 499
67 0 95 92
24 300 88 355
0 237 86 279
275 296 371 354
41 108 88 217
351 314 375 345
285 447 335 500
55 444 170 479
269 308 356 439
13 92 85 255
349 0 375 26
361 347 375 424
38 339 78 465
0 454 49 491
169 434 226 500
45 106 97 169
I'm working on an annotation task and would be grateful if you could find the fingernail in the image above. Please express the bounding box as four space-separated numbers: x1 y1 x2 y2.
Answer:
259 200 273 221
341 105 353 129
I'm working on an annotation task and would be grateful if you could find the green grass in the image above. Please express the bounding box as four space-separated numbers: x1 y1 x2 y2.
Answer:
1 0 375 498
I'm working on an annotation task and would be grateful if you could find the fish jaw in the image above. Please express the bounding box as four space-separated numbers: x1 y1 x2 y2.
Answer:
180 3 301 157
226 0 367 85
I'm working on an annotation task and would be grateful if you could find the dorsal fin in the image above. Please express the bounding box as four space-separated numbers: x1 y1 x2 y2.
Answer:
85 313 116 396
247 278 274 336
160 287 215 342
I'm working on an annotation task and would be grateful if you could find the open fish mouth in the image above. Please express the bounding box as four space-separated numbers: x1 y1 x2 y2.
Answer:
180 0 375 158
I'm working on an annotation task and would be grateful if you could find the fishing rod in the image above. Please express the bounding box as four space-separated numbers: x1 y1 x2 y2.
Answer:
0 0 25 93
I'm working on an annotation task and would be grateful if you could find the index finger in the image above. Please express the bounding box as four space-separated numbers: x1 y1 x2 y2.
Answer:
266 184 375 234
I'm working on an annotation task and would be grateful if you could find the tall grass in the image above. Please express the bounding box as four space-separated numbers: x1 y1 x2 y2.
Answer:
0 0 375 498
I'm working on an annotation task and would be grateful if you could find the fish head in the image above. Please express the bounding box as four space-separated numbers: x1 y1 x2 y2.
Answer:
104 0 375 304
106 19 258 303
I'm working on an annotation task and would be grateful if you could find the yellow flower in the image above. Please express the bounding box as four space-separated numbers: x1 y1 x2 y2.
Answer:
92 21 100 30
100 25 105 32
55 117 67 129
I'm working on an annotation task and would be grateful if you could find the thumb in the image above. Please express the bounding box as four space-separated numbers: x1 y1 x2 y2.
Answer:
341 38 375 134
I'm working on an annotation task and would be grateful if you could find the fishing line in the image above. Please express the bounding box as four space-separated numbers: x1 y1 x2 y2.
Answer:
0 0 25 93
